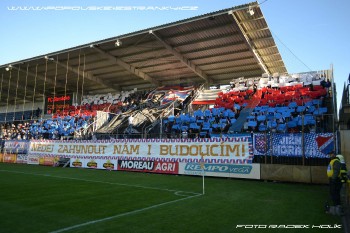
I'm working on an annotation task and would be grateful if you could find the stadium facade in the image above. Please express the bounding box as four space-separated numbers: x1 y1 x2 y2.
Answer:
0 1 345 184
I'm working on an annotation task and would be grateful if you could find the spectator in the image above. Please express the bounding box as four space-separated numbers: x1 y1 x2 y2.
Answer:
326 152 346 215
36 107 42 118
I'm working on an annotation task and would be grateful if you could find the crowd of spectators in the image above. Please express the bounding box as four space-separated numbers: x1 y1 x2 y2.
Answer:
29 115 94 140
0 89 153 140
0 115 94 140
163 106 239 139
0 72 334 141
0 122 31 140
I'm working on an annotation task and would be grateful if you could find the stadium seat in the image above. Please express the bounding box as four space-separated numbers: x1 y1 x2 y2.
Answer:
257 115 266 122
248 121 257 127
189 123 200 130
287 121 297 128
201 122 211 131
296 106 306 113
258 123 267 132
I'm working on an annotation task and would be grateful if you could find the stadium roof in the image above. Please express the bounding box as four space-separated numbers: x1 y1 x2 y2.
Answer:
0 1 286 107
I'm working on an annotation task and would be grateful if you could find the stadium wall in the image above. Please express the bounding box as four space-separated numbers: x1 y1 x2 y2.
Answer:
0 136 332 184
260 164 328 184
0 102 44 113
340 130 350 169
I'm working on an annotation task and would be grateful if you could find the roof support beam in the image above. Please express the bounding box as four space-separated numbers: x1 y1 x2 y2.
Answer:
192 49 251 63
251 36 274 43
260 52 280 57
47 57 118 91
197 55 255 67
173 32 241 48
239 16 264 24
3 79 37 97
264 60 284 65
211 68 263 77
257 44 277 49
245 27 269 34
217 74 260 83
228 10 270 75
162 22 235 40
150 30 211 83
11 64 67 90
91 46 159 86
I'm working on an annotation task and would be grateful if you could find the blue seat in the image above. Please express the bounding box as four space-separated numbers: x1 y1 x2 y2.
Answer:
194 110 203 118
211 108 219 116
171 124 181 131
296 117 304 126
261 105 269 110
199 131 208 137
220 118 227 124
208 117 216 123
180 114 190 123
276 107 289 113
268 108 276 113
201 122 211 131
175 117 182 124
307 105 316 113
255 106 261 112
189 116 196 123
277 123 287 132
247 115 256 120
288 102 298 108
189 123 200 130
267 115 275 121
204 109 211 117
297 106 306 112
305 101 313 107
287 121 297 128
267 120 277 129
218 122 226 129
313 109 321 116
259 124 267 132
181 125 189 131
196 119 204 124
212 123 219 129
247 121 257 127
257 115 266 122
275 113 282 119
168 115 175 122
319 107 328 114
226 109 235 118
307 119 316 125
282 111 291 118
313 99 322 105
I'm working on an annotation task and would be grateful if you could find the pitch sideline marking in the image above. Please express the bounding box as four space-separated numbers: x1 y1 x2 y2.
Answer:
49 193 202 233
0 169 204 231
0 169 201 196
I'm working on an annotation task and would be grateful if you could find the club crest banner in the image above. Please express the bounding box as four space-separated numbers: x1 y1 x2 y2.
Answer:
253 133 333 158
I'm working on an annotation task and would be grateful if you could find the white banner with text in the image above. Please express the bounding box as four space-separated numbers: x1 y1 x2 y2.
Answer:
28 137 253 164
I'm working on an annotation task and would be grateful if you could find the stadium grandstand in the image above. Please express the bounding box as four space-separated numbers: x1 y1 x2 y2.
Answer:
2 1 350 232
0 1 343 182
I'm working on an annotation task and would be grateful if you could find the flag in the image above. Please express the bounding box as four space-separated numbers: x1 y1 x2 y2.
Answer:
315 135 334 155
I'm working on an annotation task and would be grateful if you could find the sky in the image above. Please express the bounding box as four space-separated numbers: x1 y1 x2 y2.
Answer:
0 0 349 113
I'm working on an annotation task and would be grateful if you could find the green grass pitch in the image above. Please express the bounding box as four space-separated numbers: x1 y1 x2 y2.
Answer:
0 163 342 233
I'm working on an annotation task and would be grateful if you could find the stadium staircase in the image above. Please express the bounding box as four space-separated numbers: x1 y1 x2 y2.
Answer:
323 96 336 132
229 91 261 132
